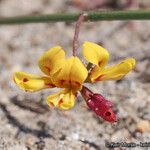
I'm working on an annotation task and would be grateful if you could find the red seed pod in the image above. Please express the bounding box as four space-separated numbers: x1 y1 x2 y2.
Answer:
87 94 116 123
81 86 117 123
91 94 113 107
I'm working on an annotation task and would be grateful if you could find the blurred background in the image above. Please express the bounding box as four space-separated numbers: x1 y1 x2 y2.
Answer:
0 0 149 150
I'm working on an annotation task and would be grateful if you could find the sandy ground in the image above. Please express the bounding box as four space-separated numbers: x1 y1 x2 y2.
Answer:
0 0 150 150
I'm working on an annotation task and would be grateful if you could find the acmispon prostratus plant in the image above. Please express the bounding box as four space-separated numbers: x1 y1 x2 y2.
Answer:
14 41 136 119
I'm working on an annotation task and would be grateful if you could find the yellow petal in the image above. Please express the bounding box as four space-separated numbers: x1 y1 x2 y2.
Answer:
38 46 65 76
52 57 88 91
46 89 76 110
89 58 136 82
82 41 109 68
13 72 55 92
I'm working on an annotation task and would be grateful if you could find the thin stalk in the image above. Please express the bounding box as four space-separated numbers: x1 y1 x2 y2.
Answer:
0 10 150 25
73 13 86 56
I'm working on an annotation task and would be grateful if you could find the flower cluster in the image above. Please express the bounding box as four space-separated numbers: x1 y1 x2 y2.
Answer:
14 41 136 122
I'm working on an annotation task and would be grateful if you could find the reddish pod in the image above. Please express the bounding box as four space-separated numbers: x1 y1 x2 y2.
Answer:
81 87 117 123
87 94 116 123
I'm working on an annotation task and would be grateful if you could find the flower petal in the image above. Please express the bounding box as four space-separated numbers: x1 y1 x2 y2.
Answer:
89 58 136 82
82 41 109 68
52 57 88 91
38 46 65 76
46 89 76 110
14 72 55 92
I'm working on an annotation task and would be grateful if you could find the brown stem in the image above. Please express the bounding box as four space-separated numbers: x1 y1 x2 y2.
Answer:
72 13 87 56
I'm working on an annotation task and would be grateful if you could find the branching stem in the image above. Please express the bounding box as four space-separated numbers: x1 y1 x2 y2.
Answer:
0 10 150 25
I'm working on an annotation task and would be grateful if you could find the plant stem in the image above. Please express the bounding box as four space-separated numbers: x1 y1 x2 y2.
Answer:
73 13 86 56
0 10 150 25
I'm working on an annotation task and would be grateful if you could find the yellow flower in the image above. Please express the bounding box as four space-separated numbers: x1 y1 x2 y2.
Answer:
14 42 136 110
82 41 136 82
14 46 88 110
